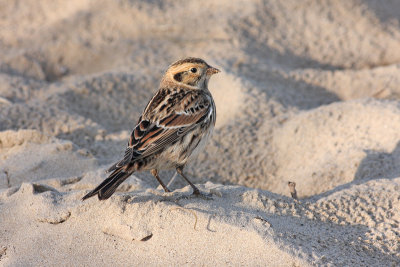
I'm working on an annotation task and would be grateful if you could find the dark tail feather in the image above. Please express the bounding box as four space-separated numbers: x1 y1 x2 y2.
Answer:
106 163 118 173
82 169 132 201
98 171 131 200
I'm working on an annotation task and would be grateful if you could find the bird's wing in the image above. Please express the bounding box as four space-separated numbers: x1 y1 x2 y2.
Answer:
107 89 211 173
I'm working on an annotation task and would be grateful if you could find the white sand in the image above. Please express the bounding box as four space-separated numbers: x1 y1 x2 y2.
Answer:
1 0 400 265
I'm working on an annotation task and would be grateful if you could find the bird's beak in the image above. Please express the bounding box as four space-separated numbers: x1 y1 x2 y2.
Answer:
206 66 220 76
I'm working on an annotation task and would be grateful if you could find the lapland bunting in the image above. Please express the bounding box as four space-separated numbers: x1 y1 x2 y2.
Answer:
82 57 220 200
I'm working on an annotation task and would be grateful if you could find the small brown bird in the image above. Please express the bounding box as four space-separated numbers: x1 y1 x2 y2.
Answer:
82 57 219 200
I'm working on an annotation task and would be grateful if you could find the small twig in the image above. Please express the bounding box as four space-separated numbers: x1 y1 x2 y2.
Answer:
4 171 10 188
0 246 7 260
372 76 394 99
169 206 198 230
254 216 272 228
288 181 298 200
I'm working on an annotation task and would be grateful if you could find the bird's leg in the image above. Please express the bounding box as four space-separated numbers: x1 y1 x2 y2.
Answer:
176 166 201 195
151 169 171 192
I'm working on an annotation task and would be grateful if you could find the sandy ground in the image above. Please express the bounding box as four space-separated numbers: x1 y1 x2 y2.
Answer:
1 0 400 265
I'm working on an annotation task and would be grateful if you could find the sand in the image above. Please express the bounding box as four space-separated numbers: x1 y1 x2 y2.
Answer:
1 0 400 265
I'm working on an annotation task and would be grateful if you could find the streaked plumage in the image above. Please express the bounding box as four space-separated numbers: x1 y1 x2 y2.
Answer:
82 57 219 200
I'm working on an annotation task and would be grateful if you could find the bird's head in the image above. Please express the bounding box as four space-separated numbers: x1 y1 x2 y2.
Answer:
163 57 220 89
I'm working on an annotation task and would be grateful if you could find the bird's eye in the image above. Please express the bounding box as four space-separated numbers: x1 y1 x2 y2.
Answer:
190 68 197 73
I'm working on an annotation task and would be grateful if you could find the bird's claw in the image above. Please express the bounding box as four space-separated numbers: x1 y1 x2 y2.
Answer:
192 189 213 200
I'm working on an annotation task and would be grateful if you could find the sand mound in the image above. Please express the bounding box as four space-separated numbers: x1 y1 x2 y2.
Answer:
271 99 400 197
1 179 398 265
1 0 400 265
0 130 97 188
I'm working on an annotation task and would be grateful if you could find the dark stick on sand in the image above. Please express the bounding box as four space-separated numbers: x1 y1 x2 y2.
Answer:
288 181 298 200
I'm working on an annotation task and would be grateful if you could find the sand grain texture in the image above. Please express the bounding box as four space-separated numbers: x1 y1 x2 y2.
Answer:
1 0 400 266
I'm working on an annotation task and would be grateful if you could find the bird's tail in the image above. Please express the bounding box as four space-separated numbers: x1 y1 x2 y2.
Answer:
82 168 132 201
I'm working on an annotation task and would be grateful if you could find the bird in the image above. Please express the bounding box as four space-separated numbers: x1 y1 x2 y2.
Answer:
82 57 220 200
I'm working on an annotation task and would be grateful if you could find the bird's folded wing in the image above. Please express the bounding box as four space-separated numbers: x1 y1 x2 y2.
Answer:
136 99 211 158
107 92 211 172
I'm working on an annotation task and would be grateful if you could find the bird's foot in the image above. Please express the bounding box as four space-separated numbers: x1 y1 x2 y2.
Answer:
164 187 171 193
192 188 213 200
